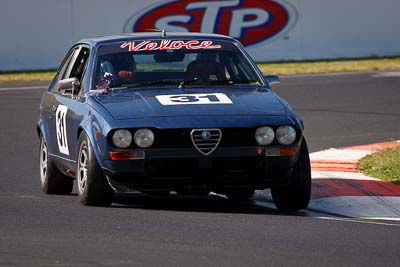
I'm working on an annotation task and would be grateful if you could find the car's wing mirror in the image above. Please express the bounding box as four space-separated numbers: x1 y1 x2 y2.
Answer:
58 77 80 96
264 75 280 86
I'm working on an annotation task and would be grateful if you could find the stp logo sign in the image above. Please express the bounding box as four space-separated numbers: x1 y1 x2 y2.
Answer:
123 0 298 47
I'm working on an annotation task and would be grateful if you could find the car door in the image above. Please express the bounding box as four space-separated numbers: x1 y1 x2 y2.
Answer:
45 45 90 173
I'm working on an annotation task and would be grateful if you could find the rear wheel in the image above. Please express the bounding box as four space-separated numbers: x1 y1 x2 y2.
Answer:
77 133 114 206
39 135 73 194
271 138 311 212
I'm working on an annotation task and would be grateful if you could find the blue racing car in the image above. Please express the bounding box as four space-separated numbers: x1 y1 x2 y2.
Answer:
37 32 311 211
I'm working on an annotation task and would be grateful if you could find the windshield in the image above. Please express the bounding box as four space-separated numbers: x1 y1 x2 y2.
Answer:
92 39 263 90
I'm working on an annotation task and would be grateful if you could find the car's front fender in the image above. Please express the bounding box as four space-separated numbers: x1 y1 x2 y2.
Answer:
78 110 112 169
37 119 49 143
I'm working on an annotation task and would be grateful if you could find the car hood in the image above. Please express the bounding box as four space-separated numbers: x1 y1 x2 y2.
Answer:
92 86 288 120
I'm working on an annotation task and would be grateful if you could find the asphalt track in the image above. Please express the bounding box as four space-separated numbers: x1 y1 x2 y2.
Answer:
0 72 399 266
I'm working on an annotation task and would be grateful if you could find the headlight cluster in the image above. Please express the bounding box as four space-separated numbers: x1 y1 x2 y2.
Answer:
276 125 297 145
134 128 154 148
255 126 275 145
255 126 296 145
112 128 154 148
112 129 132 149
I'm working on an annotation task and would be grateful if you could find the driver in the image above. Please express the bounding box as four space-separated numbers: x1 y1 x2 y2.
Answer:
97 53 136 89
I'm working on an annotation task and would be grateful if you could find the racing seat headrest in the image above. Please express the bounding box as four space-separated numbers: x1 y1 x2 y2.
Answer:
184 60 226 82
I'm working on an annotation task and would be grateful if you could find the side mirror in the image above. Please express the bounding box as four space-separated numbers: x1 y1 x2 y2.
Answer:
58 77 80 96
264 75 280 86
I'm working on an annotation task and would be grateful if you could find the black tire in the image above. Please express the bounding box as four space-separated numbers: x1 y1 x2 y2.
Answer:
225 189 255 201
76 133 114 206
39 135 73 195
271 138 311 212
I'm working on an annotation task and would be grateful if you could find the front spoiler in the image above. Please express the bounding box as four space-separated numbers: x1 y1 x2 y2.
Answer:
102 146 299 192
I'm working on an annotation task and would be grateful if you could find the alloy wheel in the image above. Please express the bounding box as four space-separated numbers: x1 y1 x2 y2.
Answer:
78 142 88 195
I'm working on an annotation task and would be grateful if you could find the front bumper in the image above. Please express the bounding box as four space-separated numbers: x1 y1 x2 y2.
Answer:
102 145 299 192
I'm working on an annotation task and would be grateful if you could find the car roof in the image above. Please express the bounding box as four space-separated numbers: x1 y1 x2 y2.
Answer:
78 32 237 48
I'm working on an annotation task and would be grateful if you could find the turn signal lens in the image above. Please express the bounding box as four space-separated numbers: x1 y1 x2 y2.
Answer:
110 151 131 160
280 147 299 156
109 151 145 160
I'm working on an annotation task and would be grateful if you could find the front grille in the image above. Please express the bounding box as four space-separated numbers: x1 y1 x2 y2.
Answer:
151 128 256 149
152 129 192 148
190 129 222 156
220 128 255 147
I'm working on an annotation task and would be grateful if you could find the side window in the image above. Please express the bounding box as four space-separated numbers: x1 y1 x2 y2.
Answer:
69 47 90 96
70 47 90 81
58 50 75 78
55 46 90 95
62 48 81 80
50 48 76 92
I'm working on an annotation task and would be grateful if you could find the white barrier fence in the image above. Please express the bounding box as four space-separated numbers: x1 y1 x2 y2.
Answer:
1 0 399 71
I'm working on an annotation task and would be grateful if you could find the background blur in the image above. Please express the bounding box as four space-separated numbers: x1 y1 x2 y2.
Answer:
1 0 399 71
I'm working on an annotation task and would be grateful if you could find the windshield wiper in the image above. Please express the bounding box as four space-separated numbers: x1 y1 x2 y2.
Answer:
179 78 236 88
228 79 259 84
179 77 199 88
208 80 235 85
179 78 258 88
130 80 179 88
108 81 129 89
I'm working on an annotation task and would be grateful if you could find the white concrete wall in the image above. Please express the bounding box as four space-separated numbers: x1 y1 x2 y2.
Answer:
1 0 399 71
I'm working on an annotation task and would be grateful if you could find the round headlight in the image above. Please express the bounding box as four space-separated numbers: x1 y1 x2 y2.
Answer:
255 126 275 145
134 128 154 148
112 129 132 149
276 126 297 145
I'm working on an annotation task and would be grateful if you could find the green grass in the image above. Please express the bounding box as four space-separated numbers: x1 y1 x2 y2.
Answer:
1 57 400 82
258 57 400 75
359 146 400 184
0 70 55 82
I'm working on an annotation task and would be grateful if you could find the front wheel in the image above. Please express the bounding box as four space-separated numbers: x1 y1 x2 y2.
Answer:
271 138 311 212
39 135 73 194
76 133 114 206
